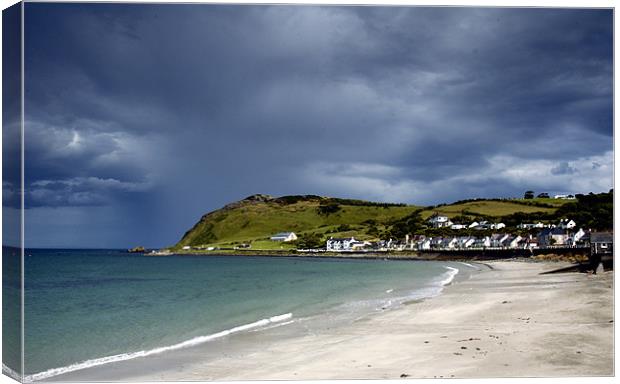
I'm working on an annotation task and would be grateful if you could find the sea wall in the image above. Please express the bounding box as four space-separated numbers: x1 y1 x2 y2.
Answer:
415 247 591 261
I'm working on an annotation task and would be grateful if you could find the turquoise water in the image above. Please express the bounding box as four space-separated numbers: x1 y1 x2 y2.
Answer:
22 250 471 381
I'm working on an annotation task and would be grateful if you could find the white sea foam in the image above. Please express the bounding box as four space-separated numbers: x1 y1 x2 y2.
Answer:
459 262 479 270
439 266 459 286
252 319 296 332
2 363 21 382
24 313 293 382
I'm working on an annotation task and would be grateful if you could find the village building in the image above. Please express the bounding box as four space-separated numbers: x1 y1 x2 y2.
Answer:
326 237 358 251
569 228 587 246
270 232 298 242
443 237 458 249
518 222 546 229
525 235 539 249
430 237 444 249
350 240 369 250
558 219 576 229
457 236 476 248
553 194 576 199
428 215 453 228
473 221 488 230
589 232 614 272
507 235 523 248
472 236 491 248
537 228 569 247
490 233 510 247
471 221 504 230
590 232 613 256
450 223 467 230
417 237 432 250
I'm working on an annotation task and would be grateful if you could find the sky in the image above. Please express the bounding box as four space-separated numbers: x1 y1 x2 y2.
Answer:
2 4 613 248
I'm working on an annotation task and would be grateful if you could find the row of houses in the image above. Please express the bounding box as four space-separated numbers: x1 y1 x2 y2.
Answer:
517 219 576 230
428 215 508 230
428 215 577 231
326 227 589 252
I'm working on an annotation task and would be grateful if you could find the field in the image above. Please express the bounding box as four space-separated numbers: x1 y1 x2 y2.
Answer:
419 199 568 219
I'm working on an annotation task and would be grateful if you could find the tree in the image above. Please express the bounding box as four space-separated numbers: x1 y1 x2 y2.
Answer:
524 190 535 199
388 211 424 238
296 233 324 249
336 224 352 232
366 225 379 237
317 203 341 215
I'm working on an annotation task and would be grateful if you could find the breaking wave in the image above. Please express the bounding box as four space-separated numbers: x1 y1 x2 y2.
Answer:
24 313 293 382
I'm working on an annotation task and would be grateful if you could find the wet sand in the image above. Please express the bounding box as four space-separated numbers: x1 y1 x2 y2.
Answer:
123 261 613 380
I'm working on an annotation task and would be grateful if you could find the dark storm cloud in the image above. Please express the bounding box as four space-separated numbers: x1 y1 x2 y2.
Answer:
21 4 613 247
551 162 578 176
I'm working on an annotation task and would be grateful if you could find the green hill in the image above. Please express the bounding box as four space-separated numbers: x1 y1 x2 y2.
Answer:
175 194 418 250
173 194 579 251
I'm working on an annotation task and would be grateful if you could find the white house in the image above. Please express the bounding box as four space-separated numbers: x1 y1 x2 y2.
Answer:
326 237 357 251
518 222 546 229
490 234 510 247
417 238 432 250
457 236 476 248
507 235 523 248
430 237 445 249
450 223 467 230
444 237 459 249
473 221 492 230
270 232 298 242
553 194 575 200
537 228 569 247
468 221 480 229
182 245 191 250
350 240 369 250
558 219 576 229
569 228 586 245
472 236 491 248
428 215 453 228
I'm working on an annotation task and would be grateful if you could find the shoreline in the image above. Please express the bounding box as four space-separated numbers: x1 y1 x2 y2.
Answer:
147 248 591 264
50 260 613 381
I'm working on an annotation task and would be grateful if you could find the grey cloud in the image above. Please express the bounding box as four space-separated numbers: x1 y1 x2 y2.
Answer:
550 161 578 175
26 177 152 208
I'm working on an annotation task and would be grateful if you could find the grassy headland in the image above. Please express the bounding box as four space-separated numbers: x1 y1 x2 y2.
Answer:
175 194 419 250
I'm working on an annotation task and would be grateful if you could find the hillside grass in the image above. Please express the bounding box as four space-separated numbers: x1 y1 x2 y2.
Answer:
420 199 571 219
175 196 575 250
177 200 419 248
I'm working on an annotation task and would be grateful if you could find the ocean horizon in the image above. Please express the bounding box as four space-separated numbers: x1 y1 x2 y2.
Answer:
13 249 476 381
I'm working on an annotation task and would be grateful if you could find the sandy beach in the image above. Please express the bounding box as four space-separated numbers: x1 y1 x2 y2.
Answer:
95 260 612 381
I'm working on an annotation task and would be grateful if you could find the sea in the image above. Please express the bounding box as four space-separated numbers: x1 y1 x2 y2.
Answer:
8 249 479 381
